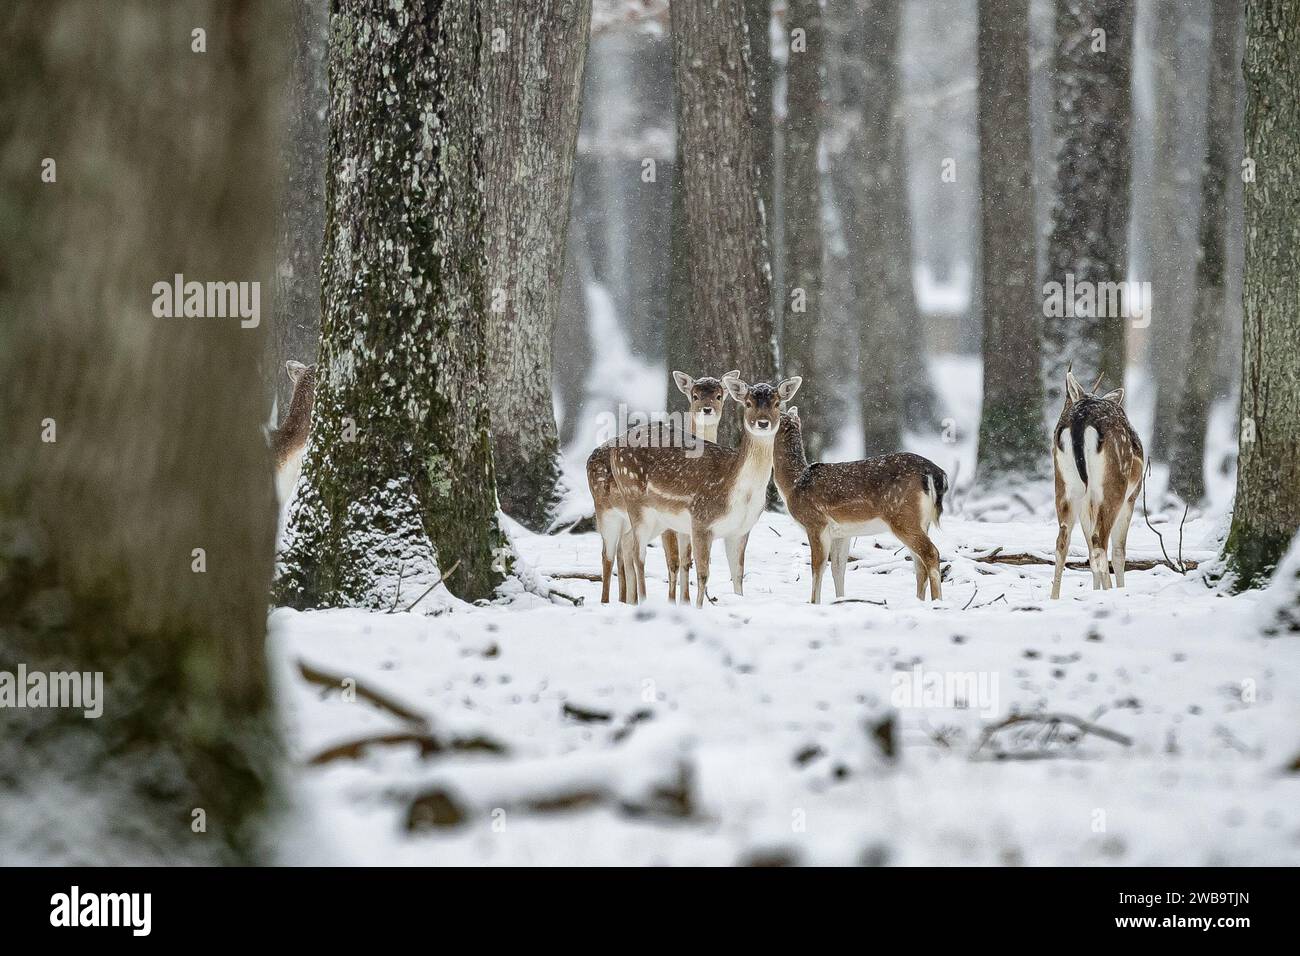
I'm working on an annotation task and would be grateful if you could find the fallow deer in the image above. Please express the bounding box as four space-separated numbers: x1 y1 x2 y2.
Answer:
585 369 737 604
608 375 801 607
1050 369 1144 599
773 406 947 603
271 360 316 506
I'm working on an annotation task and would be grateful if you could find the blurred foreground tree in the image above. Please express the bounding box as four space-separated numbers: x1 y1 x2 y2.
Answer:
1225 0 1300 588
0 0 283 863
276 0 507 608
974 0 1048 489
483 0 591 530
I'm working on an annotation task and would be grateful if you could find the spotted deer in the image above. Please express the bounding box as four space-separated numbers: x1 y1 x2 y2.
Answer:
1051 369 1145 599
271 360 316 506
773 406 947 603
585 369 737 604
608 375 801 607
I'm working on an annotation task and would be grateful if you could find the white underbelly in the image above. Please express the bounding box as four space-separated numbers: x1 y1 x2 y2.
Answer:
827 517 890 538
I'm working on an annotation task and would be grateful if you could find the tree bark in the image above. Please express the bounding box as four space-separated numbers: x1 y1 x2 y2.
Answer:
747 0 777 279
670 0 776 445
1224 0 1300 588
975 0 1048 487
482 0 591 530
1043 0 1134 407
269 0 329 414
1168 0 1241 506
780 0 831 459
276 0 507 608
0 0 282 863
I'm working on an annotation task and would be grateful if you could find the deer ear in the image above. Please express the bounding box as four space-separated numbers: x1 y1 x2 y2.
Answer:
786 405 799 419
1065 369 1084 403
672 370 694 398
286 360 307 384
777 376 802 402
1101 387 1125 405
724 375 749 403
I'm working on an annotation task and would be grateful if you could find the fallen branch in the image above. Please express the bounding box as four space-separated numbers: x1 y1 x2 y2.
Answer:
390 559 461 614
963 551 1197 572
297 659 430 728
306 730 506 766
972 712 1133 760
550 571 601 581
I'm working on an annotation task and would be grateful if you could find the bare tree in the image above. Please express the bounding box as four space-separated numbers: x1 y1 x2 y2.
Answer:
780 0 831 459
668 0 776 444
975 0 1048 488
277 0 507 608
1224 0 1300 588
1168 0 1241 506
482 0 591 530
1043 0 1135 406
269 0 329 414
0 0 282 863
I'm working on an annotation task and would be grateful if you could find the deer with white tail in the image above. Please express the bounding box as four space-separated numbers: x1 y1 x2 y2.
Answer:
607 375 801 607
271 360 316 506
773 406 947 603
1051 368 1145 599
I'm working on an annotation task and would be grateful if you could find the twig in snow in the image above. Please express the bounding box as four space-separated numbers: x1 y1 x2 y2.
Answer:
768 524 782 537
297 659 430 728
972 712 1133 760
546 587 584 606
399 559 462 613
962 588 978 611
1141 460 1190 574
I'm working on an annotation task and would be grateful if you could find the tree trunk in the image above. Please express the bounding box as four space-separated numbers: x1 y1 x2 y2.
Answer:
780 0 831 459
1144 0 1201 463
1224 0 1300 588
1043 0 1134 406
670 0 776 445
975 0 1048 487
270 0 329 414
1167 0 1241 506
0 0 282 863
849 0 910 456
276 0 507 608
747 0 777 280
482 0 591 530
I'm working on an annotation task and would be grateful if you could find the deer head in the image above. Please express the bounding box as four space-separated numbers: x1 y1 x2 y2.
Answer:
674 369 738 434
724 374 802 438
1065 367 1124 406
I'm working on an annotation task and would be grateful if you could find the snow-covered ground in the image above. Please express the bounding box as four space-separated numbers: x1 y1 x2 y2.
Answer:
270 354 1296 865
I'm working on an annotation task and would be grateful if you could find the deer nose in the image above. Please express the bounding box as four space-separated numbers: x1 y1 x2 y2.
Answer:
754 419 771 430
699 407 713 415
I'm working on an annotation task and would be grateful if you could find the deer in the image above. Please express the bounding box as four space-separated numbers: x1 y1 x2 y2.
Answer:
271 360 316 506
773 406 947 603
1050 368 1145 599
586 369 738 605
608 375 802 608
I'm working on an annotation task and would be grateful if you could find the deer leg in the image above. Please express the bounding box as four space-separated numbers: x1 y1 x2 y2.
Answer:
830 537 849 599
618 532 636 604
809 528 830 604
895 526 941 601
737 531 750 596
597 513 621 604
1077 504 1101 590
724 535 744 594
663 531 680 603
691 523 713 609
1111 494 1137 588
1050 506 1075 600
680 539 692 604
1091 503 1118 591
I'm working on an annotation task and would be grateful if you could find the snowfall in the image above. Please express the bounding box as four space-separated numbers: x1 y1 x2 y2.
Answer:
271 354 1300 865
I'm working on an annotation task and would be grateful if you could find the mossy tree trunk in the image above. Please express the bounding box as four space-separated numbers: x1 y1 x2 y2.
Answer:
1224 0 1300 588
276 0 507 608
780 0 830 459
482 0 591 531
670 0 776 446
975 0 1048 487
1168 0 1241 506
0 0 283 863
1043 0 1134 406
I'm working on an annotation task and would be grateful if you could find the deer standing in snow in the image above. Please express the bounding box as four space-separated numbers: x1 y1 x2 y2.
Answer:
773 406 947 603
271 360 316 506
1051 369 1144 599
586 369 737 604
607 375 801 607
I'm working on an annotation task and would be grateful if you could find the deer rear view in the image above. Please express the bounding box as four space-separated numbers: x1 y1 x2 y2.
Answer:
1051 369 1144 598
774 407 947 603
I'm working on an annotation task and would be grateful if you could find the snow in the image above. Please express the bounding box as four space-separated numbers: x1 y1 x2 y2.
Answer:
270 494 1300 866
